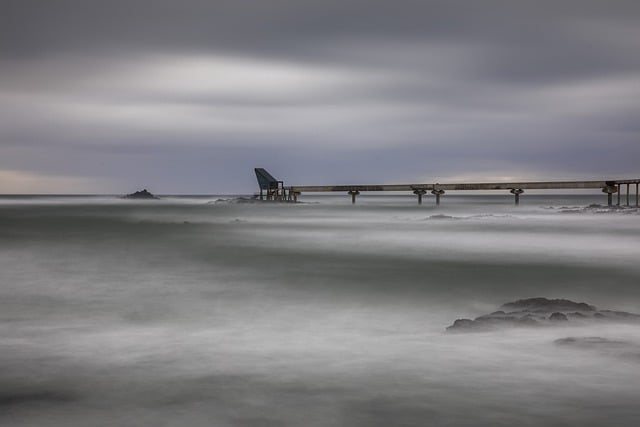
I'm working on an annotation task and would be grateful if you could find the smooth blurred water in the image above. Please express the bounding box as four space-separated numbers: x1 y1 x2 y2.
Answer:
1 193 639 426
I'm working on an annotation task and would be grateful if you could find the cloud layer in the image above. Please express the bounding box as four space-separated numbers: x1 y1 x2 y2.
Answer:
1 1 639 193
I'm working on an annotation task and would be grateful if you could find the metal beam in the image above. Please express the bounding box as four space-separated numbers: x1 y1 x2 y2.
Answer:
288 180 631 193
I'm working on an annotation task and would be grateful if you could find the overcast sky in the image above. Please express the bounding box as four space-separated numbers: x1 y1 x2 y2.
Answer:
1 0 639 193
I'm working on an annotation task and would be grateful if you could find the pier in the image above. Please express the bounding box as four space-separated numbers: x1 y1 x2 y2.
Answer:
255 169 640 207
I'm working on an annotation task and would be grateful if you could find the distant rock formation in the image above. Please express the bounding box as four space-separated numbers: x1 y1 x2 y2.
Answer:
123 189 158 199
446 297 640 332
210 196 260 204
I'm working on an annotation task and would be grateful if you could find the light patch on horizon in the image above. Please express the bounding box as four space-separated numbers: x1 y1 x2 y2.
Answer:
0 169 117 194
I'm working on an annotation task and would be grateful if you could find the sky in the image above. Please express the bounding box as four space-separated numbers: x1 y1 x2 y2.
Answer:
1 0 639 194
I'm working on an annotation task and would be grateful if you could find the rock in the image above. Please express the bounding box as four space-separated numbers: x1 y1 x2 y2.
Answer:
210 196 260 204
446 297 640 332
549 312 568 321
554 337 629 347
123 189 158 199
448 319 474 330
599 310 640 320
568 312 587 318
500 297 595 313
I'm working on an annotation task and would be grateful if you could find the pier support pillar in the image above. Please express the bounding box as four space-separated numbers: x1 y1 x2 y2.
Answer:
348 190 360 204
292 191 300 203
431 189 445 206
626 184 630 206
413 189 427 205
602 185 617 207
617 184 621 206
636 183 639 208
510 188 524 206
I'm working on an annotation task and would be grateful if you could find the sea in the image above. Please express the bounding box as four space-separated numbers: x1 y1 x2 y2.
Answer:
1 193 639 426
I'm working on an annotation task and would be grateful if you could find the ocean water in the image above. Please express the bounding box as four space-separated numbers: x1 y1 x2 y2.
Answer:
1 193 639 426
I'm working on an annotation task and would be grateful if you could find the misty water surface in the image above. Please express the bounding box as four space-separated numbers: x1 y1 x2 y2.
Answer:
1 194 640 426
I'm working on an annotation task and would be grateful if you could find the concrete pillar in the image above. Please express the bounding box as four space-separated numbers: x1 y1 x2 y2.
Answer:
602 186 617 207
413 189 427 205
431 189 445 206
510 188 524 206
626 183 630 206
617 184 621 206
348 190 360 204
636 183 639 208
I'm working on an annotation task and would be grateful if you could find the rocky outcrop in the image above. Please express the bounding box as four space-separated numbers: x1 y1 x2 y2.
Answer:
501 297 596 313
123 189 158 199
446 297 640 332
210 196 260 204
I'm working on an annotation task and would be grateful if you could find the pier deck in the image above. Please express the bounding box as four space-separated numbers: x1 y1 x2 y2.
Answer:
255 169 640 206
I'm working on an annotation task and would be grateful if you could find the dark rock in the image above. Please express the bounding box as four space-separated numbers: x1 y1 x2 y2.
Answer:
549 312 568 321
123 189 158 199
446 297 640 332
554 336 628 347
446 319 474 331
600 310 640 320
427 214 459 220
568 312 587 318
501 297 595 313
211 196 261 204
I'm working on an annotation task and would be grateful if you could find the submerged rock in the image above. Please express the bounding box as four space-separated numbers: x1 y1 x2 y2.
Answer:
123 189 158 199
554 337 630 348
446 297 640 332
211 196 260 204
554 337 640 360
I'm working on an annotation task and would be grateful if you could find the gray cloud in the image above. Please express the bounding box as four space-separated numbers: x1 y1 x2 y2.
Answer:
0 1 639 192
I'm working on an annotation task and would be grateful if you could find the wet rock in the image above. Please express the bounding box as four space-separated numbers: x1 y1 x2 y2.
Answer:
123 189 158 199
568 312 587 318
501 297 595 313
549 312 568 321
449 319 474 329
446 297 640 332
600 310 640 320
554 337 629 347
210 196 261 204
